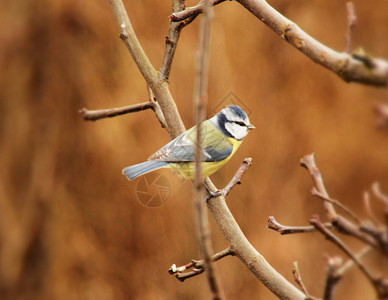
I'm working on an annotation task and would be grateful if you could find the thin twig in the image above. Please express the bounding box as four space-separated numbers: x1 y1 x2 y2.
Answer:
207 158 253 199
363 192 381 227
323 256 343 300
222 158 252 197
372 182 388 205
160 1 186 81
310 215 377 288
170 0 226 22
335 215 378 247
301 154 378 246
345 2 357 53
311 187 361 225
323 246 373 300
169 248 234 282
193 1 224 299
79 102 153 121
292 262 319 300
335 245 373 277
301 154 337 221
268 216 333 235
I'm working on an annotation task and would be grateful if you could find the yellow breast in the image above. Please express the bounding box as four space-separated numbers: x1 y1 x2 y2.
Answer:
168 137 242 179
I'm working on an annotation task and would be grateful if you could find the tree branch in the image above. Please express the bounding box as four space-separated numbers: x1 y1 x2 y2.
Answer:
300 154 337 221
160 1 186 81
170 0 227 22
109 0 185 138
79 102 152 121
222 158 252 197
292 262 319 300
372 182 388 205
345 2 357 53
268 216 333 235
107 2 306 299
374 104 388 129
301 154 379 247
323 256 343 300
169 248 234 282
207 158 253 199
311 187 361 225
310 215 378 292
193 1 224 299
235 0 388 87
109 0 158 85
175 0 388 87
204 177 306 300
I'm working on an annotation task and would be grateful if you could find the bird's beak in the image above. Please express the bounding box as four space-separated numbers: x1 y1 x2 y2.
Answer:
247 124 256 130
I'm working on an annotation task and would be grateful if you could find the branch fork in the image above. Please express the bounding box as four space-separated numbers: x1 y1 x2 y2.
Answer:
169 248 234 282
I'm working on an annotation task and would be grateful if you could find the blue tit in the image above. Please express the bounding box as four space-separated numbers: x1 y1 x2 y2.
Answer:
123 105 255 180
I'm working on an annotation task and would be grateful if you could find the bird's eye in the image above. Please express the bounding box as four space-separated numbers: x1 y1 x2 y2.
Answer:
234 121 245 126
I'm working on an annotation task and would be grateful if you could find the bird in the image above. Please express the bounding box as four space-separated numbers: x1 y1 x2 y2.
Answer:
122 105 255 180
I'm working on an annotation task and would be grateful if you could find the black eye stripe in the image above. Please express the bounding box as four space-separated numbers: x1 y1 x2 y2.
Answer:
233 121 245 126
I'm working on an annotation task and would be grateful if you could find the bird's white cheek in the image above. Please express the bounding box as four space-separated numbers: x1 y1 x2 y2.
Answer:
225 123 248 140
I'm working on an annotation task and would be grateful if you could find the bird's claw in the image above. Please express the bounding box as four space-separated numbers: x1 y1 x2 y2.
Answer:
206 189 224 200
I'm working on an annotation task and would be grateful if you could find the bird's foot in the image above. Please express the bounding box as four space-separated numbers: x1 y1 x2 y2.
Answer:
202 181 224 201
205 189 225 201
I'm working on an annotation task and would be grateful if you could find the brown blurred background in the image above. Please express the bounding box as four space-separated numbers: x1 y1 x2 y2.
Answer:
1 0 387 299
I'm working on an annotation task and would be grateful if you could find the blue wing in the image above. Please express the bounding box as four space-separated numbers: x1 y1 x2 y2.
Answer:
148 121 233 162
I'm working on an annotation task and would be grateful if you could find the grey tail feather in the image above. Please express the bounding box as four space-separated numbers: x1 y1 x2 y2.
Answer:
122 161 169 180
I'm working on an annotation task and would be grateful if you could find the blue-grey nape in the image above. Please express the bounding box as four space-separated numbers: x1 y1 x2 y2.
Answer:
227 105 248 119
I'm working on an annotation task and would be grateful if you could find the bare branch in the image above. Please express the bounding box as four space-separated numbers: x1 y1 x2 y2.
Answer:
292 262 319 300
207 158 253 199
372 182 388 205
300 154 337 221
363 192 381 227
109 0 158 85
374 103 388 129
324 246 373 300
160 1 186 81
173 0 388 86
323 256 343 300
79 99 167 127
193 2 224 299
234 0 388 87
109 0 185 138
147 88 168 128
169 248 234 282
222 158 252 197
170 0 227 22
310 215 377 288
336 246 373 277
301 154 379 247
79 102 152 121
345 2 357 53
268 216 333 235
335 215 378 247
204 177 306 300
311 187 361 225
107 2 306 299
